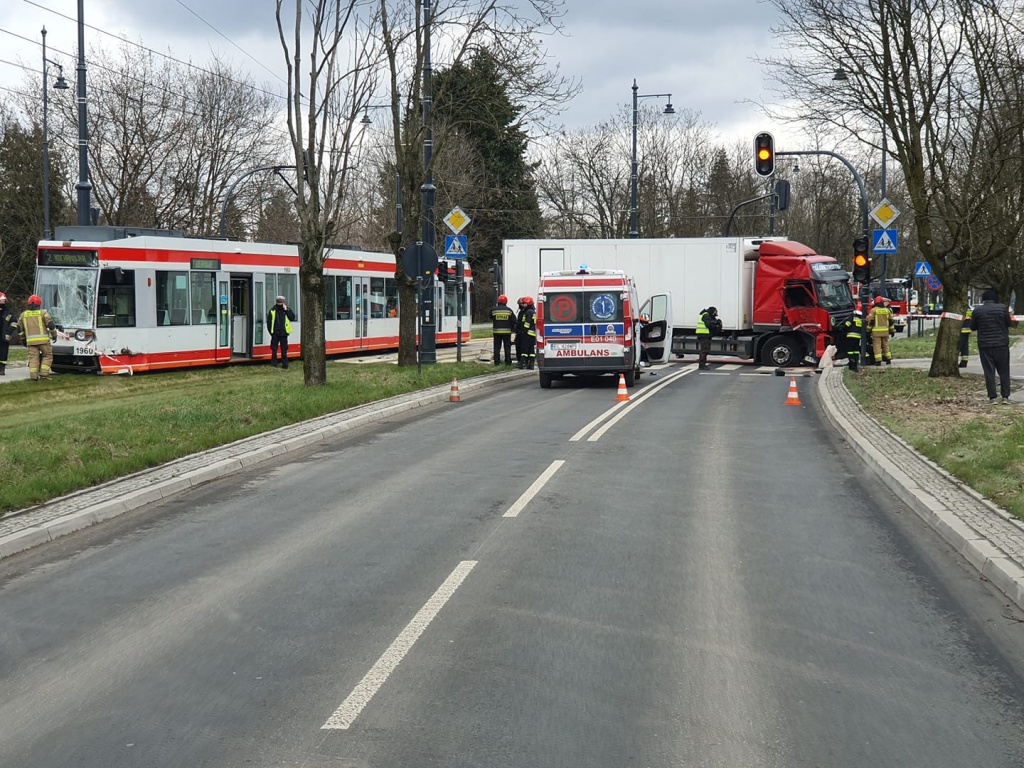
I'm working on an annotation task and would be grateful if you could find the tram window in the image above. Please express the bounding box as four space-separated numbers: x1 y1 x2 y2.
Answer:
334 276 352 319
98 268 136 327
157 272 190 326
370 278 386 318
190 272 216 325
385 277 398 317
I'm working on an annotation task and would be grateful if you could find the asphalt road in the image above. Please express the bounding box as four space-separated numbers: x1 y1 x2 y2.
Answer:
2 365 1024 767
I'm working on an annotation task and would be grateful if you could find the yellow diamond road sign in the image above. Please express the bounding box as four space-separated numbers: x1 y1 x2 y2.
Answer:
870 199 901 228
444 206 471 234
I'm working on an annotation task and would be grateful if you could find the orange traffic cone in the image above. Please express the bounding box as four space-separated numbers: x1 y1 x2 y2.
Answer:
785 376 802 406
615 373 630 402
449 377 462 403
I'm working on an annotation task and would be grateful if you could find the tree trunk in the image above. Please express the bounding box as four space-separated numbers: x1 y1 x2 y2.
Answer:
299 247 327 386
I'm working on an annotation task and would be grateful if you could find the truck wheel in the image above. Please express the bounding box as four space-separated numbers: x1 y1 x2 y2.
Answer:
624 368 636 387
761 336 800 367
539 372 552 389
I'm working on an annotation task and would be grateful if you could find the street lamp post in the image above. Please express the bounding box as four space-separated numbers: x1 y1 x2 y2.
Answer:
41 27 69 239
75 0 92 226
629 79 674 238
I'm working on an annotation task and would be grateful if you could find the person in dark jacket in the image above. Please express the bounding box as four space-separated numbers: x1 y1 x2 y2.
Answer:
0 292 17 376
970 290 1017 404
514 296 537 369
491 294 516 365
267 295 296 368
696 306 722 370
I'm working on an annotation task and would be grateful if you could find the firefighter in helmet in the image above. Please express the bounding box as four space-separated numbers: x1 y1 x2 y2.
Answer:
515 296 537 369
491 294 516 366
17 294 58 381
866 295 894 365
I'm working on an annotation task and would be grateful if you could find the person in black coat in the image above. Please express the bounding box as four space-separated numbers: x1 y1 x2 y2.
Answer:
970 289 1018 403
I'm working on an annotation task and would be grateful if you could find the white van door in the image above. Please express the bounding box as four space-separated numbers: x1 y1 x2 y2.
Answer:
640 293 672 363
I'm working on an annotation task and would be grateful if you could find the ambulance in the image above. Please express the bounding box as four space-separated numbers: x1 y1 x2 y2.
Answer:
535 267 643 389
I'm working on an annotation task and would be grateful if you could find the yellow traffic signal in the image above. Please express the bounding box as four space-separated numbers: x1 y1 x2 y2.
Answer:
754 132 775 177
852 238 871 283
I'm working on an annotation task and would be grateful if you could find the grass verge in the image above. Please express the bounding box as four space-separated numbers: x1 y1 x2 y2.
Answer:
0 360 499 514
845 366 1024 519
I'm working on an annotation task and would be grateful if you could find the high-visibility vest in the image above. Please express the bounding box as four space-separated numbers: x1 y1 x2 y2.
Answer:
268 307 292 335
19 309 53 345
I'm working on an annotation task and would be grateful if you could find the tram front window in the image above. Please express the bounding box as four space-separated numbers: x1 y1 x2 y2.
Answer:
36 267 98 329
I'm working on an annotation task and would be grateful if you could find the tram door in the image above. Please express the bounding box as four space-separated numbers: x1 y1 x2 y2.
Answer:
353 276 371 347
216 272 231 362
230 276 252 356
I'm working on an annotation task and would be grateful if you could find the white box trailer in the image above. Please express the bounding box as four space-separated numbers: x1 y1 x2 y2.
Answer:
503 237 854 367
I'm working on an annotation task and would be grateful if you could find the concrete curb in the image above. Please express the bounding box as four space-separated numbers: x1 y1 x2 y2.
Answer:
817 368 1024 610
0 370 530 560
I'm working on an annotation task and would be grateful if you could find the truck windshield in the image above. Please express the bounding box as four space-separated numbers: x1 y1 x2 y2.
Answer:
35 266 98 329
814 279 854 311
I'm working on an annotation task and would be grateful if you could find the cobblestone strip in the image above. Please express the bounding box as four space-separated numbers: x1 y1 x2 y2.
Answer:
0 371 526 558
818 368 1024 610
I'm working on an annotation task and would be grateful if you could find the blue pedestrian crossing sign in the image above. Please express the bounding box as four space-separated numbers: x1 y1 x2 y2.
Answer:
872 229 898 254
444 234 468 259
914 261 932 278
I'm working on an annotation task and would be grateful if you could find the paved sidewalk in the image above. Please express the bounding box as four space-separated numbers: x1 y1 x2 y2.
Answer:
818 367 1024 610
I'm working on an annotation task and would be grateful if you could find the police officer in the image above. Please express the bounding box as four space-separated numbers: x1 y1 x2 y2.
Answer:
696 306 721 370
515 297 537 369
266 295 295 368
17 294 57 381
959 307 973 368
0 292 17 376
491 294 516 365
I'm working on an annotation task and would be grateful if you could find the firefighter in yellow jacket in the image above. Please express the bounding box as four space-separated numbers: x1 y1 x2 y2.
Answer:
18 294 58 380
866 295 894 365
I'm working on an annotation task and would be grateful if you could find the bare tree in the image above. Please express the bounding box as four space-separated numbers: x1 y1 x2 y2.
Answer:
762 0 1024 376
276 0 379 386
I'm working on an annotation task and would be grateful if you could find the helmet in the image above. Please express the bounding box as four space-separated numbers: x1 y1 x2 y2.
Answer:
28 294 42 306
498 294 508 304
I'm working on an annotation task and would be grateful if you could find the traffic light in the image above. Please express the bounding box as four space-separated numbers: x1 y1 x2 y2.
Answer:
754 132 775 177
852 237 871 283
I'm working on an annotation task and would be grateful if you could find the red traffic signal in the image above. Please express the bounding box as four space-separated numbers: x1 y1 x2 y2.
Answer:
754 132 775 177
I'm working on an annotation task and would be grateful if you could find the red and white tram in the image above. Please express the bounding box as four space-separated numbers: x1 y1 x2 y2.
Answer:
35 226 472 374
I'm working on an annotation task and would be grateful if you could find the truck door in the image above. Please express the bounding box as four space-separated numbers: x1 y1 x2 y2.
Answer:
639 293 672 363
782 281 821 331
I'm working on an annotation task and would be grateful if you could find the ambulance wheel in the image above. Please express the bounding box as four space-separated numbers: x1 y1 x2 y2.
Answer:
761 336 800 367
624 368 636 387
539 372 553 389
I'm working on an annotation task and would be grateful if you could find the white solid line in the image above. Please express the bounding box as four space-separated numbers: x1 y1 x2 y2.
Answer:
503 460 565 518
321 560 478 730
587 367 696 442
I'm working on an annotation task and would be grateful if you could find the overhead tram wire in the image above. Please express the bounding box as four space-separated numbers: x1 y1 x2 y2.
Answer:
17 0 292 106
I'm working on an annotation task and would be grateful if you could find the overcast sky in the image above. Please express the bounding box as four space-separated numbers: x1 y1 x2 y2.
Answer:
0 0 787 144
